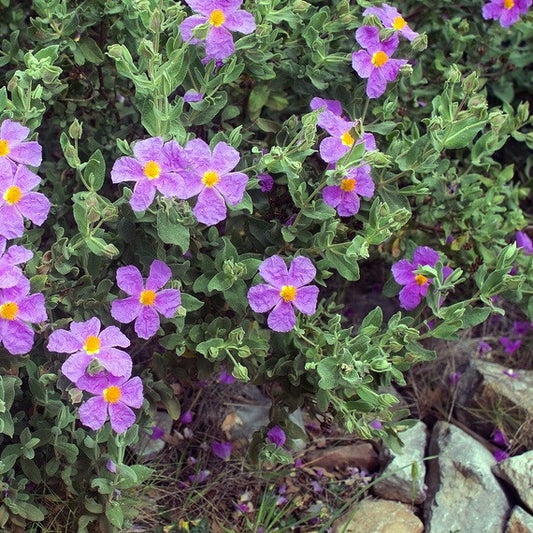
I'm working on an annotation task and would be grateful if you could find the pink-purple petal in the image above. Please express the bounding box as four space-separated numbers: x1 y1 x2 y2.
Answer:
320 137 349 164
70 317 101 340
323 185 342 209
0 120 30 144
153 289 181 318
355 25 381 51
119 376 144 408
109 402 136 434
223 10 256 33
205 26 235 60
337 192 360 217
17 192 50 225
146 260 172 291
79 396 108 430
111 296 141 324
268 301 296 332
248 284 280 312
392 260 416 284
0 206 25 239
130 179 157 211
98 326 130 348
3 244 33 265
135 305 160 339
132 137 164 163
288 256 316 287
9 142 42 167
258 255 288 287
1 320 34 354
212 142 240 174
97 348 132 379
194 187 227 225
16 293 47 322
399 284 422 310
366 70 389 99
412 246 439 267
116 265 144 295
216 172 248 205
61 352 93 383
111 157 146 183
292 285 319 315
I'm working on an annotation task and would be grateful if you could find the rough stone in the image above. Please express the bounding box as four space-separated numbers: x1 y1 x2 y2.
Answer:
373 421 428 504
305 442 379 473
332 498 423 533
506 506 533 533
456 360 533 447
425 421 510 533
494 451 533 514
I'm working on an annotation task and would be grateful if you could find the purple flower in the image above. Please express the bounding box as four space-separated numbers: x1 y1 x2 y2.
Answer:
106 459 117 473
310 97 344 117
183 90 204 103
76 373 144 434
218 369 236 384
391 246 452 310
188 469 210 484
267 425 286 447
257 173 274 193
311 480 323 493
363 4 419 41
478 340 492 354
248 255 319 332
0 237 33 290
513 320 532 336
499 336 521 354
180 0 256 60
0 159 50 239
111 137 186 212
322 164 375 217
351 26 408 98
492 429 509 447
317 112 358 164
370 419 383 430
515 231 533 255
151 425 165 440
493 449 509 462
111 260 181 339
48 317 132 385
178 139 249 226
361 132 377 151
0 119 42 168
482 0 532 27
180 410 194 425
0 277 46 355
211 441 233 460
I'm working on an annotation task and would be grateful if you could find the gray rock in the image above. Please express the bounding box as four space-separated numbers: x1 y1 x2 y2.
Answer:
456 360 533 448
131 411 173 459
333 498 423 533
505 506 533 533
373 421 428 504
425 421 510 533
494 451 533 514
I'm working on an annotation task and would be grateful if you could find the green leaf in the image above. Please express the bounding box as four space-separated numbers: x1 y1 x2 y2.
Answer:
442 116 486 149
78 37 105 64
156 210 190 252
105 501 124 528
84 149 106 191
323 245 360 281
13 501 45 522
180 293 204 312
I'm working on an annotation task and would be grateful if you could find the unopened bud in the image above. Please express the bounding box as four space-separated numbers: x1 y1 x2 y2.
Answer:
68 119 83 140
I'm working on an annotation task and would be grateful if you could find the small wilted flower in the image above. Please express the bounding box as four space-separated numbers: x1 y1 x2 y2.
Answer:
183 90 204 103
499 336 521 354
513 321 532 336
478 340 492 355
218 369 236 384
151 426 165 440
492 429 509 447
515 231 533 255
267 425 286 447
188 469 210 484
257 173 274 193
106 459 117 473
493 449 509 462
180 410 194 425
370 419 383 430
448 372 462 387
211 441 233 460
503 368 519 379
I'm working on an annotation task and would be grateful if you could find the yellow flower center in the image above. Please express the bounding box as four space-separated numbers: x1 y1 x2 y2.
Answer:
209 9 225 27
0 139 10 157
341 131 354 147
0 302 18 320
103 385 122 404
3 185 22 205
279 285 297 302
415 274 428 286
504 0 514 8
143 160 161 180
139 289 156 306
83 335 101 355
340 178 357 192
392 16 407 30
202 170 220 188
371 51 389 68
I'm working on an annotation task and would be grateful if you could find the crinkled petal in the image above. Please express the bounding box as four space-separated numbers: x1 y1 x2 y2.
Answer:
97 348 132 379
267 301 296 332
212 142 240 174
111 296 141 324
318 112 353 137
17 293 47 322
258 255 288 287
98 325 130 348
61 351 92 383
111 156 146 183
288 256 316 288
322 185 342 209
354 166 375 197
164 140 187 171
70 317 101 340
500 8 520 26
380 59 406 83
153 289 181 318
355 25 381 51
13 165 41 192
205 26 235 60
119 376 144 408
361 133 377 151
116 265 143 295
398 284 422 310
366 70 388 99
293 285 319 315
173 170 204 199
1 320 34 354
380 34 400 57
77 372 122 394
443 266 453 280
0 266 25 289
392 259 415 285
130 179 157 211
223 10 256 33
79 396 108 431
184 138 212 170
109 402 136 433
216 172 248 205
3 244 32 265
320 137 349 163
9 142 42 167
0 120 30 144
0 205 25 239
310 97 343 116
17 192 50 225
146 260 172 291
337 191 360 217
248 284 280 312
48 329 84 354
1 277 30 299
132 137 164 163
180 15 207 43
134 306 160 339
157 172 185 198
184 0 213 16
482 2 502 20
194 187 227 225
413 246 439 267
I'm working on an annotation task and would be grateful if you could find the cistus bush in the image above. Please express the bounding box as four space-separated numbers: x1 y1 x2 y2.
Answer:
0 0 531 530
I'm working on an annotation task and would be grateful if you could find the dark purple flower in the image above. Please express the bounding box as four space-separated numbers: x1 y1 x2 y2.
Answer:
493 449 509 462
151 425 165 440
257 173 274 192
180 410 194 425
183 90 204 103
218 369 236 384
212 440 233 460
492 429 509 447
513 321 532 336
188 469 210 483
267 425 286 447
311 480 323 493
478 340 492 354
499 336 521 354
370 419 383 430
515 231 533 255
